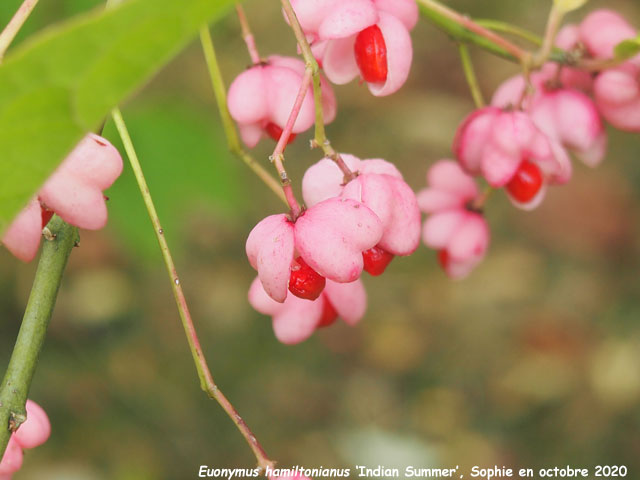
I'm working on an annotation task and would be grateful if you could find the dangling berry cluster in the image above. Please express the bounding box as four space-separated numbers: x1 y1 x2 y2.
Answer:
226 2 419 151
247 154 421 344
417 161 489 279
417 8 640 279
228 55 337 148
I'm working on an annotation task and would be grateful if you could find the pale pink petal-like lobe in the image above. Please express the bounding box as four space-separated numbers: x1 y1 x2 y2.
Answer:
238 124 264 149
443 256 482 280
579 9 637 59
289 0 341 37
246 215 295 303
373 0 418 30
41 182 108 231
318 0 378 39
2 198 42 263
228 56 337 146
75 134 123 189
265 64 316 133
453 107 501 175
556 24 580 50
323 35 360 85
302 154 362 207
422 210 466 249
447 214 489 261
272 296 324 344
39 134 122 230
594 66 640 132
249 277 322 344
358 158 403 178
367 13 413 96
14 400 51 450
491 111 536 156
530 89 607 167
480 146 521 187
342 174 420 255
227 67 269 124
420 160 489 279
294 198 382 282
426 160 478 200
324 279 367 326
248 277 285 316
0 437 23 475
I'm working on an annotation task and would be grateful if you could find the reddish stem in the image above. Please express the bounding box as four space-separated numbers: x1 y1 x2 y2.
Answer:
270 68 314 218
280 0 357 184
236 4 261 64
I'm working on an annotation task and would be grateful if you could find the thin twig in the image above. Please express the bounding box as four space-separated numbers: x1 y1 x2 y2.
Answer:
532 3 565 67
269 68 314 218
199 26 288 207
0 217 78 458
280 0 356 182
111 107 275 472
235 4 261 64
458 43 485 108
0 0 39 61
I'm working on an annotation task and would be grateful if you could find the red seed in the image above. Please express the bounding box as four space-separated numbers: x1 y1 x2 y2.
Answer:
317 298 338 328
437 249 449 270
41 207 54 229
289 256 326 300
265 122 297 145
354 25 388 84
362 245 395 276
506 160 543 203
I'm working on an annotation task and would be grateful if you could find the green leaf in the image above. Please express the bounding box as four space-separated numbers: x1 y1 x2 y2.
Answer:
0 0 234 235
553 0 588 13
615 37 640 61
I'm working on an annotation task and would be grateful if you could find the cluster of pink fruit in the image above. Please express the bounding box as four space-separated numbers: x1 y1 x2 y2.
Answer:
432 8 640 276
227 0 418 148
1 134 123 262
228 0 423 344
0 401 50 479
230 4 640 343
246 154 421 344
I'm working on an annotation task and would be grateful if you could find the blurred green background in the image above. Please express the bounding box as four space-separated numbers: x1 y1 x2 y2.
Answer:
2 0 640 478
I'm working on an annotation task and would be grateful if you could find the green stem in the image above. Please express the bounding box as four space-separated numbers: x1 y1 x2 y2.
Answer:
475 19 542 46
532 3 565 67
277 1 321 138
418 1 572 67
110 107 275 472
280 0 356 182
198 26 287 207
471 185 495 211
417 0 530 63
458 43 485 108
0 0 39 61
0 217 78 457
